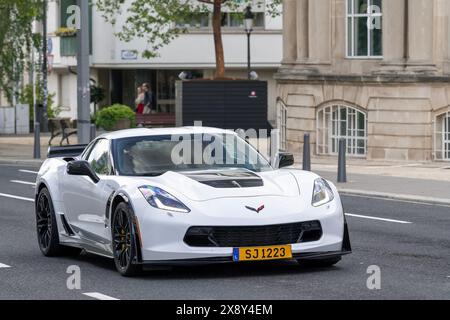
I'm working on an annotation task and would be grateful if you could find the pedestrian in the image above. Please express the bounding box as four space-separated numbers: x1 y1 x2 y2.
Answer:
142 83 155 114
135 86 145 114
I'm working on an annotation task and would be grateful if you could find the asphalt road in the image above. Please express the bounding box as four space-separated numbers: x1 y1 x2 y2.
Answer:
0 163 449 300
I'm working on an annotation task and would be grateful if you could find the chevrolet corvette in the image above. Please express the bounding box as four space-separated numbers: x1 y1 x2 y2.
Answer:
35 127 351 276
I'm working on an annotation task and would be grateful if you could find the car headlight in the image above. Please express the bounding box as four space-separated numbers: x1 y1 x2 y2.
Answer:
312 178 335 207
138 186 190 213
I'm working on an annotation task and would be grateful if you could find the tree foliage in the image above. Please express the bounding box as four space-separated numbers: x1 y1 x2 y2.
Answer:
20 82 59 120
0 0 43 104
95 0 281 78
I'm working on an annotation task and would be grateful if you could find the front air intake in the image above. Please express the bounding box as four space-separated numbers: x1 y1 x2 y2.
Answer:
184 221 323 247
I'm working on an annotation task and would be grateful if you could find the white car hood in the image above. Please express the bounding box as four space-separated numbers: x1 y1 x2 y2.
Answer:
131 169 300 202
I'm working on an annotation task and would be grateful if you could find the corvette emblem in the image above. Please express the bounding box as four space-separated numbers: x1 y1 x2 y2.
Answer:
245 205 265 213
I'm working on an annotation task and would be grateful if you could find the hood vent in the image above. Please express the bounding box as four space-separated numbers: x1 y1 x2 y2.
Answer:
200 179 263 188
182 170 264 189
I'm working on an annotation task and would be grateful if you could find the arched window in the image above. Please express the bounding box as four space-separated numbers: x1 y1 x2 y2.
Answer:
435 112 450 160
317 104 367 156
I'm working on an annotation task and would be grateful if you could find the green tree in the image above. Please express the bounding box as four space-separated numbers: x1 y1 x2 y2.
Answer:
20 82 60 120
0 0 43 104
90 84 106 114
95 0 281 79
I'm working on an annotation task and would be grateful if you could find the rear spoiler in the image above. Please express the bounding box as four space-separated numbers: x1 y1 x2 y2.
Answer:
47 144 88 159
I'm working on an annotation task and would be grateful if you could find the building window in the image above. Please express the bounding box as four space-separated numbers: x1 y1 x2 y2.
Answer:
435 112 450 160
176 12 210 28
347 0 382 58
176 12 265 29
221 12 265 29
317 104 367 157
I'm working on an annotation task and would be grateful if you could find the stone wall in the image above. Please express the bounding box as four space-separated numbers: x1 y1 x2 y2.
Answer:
277 0 450 161
281 0 450 76
277 79 450 161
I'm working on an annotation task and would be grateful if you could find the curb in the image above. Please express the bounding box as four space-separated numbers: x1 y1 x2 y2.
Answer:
0 158 45 166
339 188 450 206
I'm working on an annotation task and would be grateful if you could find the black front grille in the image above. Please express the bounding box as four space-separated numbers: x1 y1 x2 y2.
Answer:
184 221 323 247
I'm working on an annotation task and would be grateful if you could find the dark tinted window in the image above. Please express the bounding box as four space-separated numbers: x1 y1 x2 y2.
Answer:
86 139 111 175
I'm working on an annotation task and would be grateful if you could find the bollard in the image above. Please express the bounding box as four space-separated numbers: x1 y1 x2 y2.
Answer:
303 133 311 171
338 138 347 183
270 129 280 167
90 124 96 141
33 123 41 159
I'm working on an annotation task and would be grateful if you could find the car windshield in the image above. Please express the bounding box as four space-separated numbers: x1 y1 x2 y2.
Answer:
113 134 272 176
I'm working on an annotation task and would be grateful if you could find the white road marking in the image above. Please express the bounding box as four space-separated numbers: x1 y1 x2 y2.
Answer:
345 213 412 224
19 169 38 174
341 192 450 208
11 180 36 186
83 292 119 300
0 263 11 268
0 193 34 203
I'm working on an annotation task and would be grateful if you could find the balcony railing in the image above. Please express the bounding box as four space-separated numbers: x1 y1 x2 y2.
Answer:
60 36 77 56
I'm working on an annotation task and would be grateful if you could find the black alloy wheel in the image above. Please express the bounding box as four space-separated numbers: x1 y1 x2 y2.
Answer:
36 188 81 256
112 202 141 276
36 190 53 252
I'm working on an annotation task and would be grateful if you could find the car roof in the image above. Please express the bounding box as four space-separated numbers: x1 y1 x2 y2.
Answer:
98 127 237 140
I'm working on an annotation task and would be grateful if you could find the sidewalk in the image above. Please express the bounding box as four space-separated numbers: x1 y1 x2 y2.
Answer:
0 133 77 165
292 155 450 205
0 134 449 204
316 170 450 205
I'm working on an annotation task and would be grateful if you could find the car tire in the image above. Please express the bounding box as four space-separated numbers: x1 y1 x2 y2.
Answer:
112 202 142 277
296 257 341 268
36 187 82 257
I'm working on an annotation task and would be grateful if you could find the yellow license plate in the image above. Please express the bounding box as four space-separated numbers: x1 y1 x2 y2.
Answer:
233 245 293 262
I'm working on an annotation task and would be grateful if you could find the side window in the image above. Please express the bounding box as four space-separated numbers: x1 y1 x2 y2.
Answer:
86 139 111 175
81 140 97 160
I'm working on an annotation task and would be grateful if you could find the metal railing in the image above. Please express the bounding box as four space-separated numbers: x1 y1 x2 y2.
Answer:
276 97 288 152
434 111 450 161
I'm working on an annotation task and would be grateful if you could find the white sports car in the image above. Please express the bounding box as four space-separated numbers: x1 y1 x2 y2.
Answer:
35 127 351 276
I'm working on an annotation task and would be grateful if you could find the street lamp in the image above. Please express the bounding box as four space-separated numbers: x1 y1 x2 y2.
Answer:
32 0 48 159
42 0 48 133
32 20 42 159
244 6 254 80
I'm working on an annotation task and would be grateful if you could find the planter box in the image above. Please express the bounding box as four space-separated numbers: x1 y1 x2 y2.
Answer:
177 80 272 134
15 104 29 134
60 36 92 56
114 118 131 130
60 36 77 56
0 107 15 134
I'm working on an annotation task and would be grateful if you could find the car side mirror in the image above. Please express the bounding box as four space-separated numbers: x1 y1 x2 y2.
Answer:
67 160 100 184
276 152 295 169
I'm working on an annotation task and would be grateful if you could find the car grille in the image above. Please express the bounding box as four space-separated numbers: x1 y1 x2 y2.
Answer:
184 221 323 247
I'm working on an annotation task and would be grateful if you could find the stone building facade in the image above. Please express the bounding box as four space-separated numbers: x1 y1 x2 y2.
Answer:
275 0 450 161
